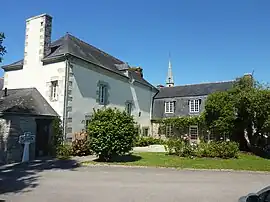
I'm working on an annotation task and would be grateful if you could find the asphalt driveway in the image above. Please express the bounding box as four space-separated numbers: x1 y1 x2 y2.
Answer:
0 160 270 202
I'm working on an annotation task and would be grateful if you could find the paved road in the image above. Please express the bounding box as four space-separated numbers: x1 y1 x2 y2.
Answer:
0 160 270 202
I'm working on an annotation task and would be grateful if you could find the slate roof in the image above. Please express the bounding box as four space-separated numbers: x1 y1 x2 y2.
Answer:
2 34 155 89
154 81 234 99
0 88 58 116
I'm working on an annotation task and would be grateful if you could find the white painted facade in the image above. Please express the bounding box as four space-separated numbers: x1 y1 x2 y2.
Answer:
4 61 67 117
68 59 156 135
3 14 157 138
4 14 66 117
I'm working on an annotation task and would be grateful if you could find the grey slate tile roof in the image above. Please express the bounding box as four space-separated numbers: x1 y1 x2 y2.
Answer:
154 81 234 99
2 59 24 71
0 88 58 116
2 34 156 89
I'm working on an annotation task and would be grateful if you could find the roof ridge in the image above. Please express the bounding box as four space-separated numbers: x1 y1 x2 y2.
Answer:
65 33 124 64
162 80 235 88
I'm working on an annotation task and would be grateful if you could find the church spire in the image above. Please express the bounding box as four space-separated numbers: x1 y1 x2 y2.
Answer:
166 54 174 87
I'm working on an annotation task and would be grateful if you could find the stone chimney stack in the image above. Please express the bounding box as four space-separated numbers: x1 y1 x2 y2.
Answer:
131 67 143 78
24 14 52 67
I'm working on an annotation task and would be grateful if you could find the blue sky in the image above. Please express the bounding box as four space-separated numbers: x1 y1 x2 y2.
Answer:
1 0 270 86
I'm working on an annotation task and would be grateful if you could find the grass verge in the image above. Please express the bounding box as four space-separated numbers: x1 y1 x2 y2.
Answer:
81 152 270 171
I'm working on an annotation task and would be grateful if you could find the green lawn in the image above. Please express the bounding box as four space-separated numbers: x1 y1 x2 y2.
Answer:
81 152 270 172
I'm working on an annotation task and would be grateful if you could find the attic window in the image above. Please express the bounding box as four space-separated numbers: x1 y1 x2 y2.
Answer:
50 46 60 54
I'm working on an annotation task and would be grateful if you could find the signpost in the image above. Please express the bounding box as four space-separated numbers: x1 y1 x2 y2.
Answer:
19 132 35 163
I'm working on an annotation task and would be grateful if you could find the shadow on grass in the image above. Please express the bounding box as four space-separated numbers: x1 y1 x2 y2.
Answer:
94 154 142 163
0 158 79 195
250 146 270 159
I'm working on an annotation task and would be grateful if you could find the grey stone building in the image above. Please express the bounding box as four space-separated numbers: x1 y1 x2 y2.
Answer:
151 59 234 142
0 88 58 164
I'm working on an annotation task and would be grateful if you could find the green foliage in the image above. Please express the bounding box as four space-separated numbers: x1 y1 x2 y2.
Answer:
49 117 64 156
135 136 166 147
196 141 239 159
87 108 138 161
165 138 239 159
204 75 270 150
72 132 92 156
0 33 6 63
165 138 196 157
203 91 236 139
57 143 73 159
157 116 204 138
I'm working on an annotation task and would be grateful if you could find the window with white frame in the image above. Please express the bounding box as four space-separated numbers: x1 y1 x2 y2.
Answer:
165 125 173 136
99 85 106 104
189 125 198 141
50 80 58 101
165 101 174 113
189 99 200 113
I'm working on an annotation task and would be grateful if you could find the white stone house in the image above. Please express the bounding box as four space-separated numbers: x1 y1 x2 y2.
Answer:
2 14 158 140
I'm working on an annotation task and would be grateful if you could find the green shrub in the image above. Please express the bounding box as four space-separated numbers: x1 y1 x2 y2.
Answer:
72 132 92 156
57 143 72 159
87 108 138 161
49 117 64 156
135 137 166 147
166 138 239 159
165 138 196 157
196 141 239 158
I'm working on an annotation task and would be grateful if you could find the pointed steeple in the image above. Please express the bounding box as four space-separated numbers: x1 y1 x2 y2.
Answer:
166 54 174 87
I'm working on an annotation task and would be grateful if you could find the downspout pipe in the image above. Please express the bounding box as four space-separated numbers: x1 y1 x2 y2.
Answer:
63 54 70 140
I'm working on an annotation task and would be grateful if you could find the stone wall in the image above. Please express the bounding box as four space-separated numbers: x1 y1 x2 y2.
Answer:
0 115 36 164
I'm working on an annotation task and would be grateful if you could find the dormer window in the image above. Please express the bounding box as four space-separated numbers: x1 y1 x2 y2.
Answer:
189 99 200 113
165 101 174 113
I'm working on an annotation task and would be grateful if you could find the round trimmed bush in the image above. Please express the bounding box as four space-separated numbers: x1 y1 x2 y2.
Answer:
87 108 138 161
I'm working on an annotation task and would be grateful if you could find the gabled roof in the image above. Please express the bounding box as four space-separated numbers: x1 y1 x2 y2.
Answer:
0 88 58 116
154 81 234 99
2 34 156 90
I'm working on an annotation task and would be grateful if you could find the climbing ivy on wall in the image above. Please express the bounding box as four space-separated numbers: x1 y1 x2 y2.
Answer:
155 116 206 138
49 117 64 156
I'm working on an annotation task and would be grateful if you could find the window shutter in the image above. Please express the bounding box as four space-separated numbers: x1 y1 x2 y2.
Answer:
56 82 59 101
96 84 100 103
104 85 109 105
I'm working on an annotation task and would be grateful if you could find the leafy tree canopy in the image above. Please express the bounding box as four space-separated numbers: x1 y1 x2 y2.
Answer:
0 33 6 63
203 75 270 150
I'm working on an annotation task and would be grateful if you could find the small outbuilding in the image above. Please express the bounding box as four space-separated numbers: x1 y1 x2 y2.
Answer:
0 88 58 164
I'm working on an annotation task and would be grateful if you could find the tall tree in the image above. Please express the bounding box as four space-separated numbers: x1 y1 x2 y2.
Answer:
0 32 6 63
203 75 270 151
